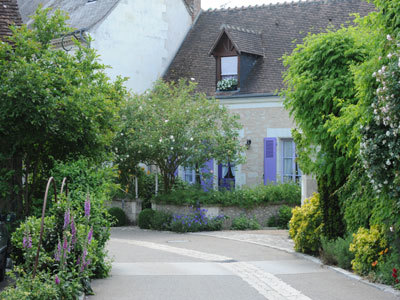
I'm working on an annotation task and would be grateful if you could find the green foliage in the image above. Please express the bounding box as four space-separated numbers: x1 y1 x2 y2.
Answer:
338 162 376 233
138 209 156 229
320 235 354 270
231 215 261 230
114 79 245 193
267 205 293 229
150 210 173 231
0 7 127 215
0 267 59 300
289 193 323 254
108 207 127 227
349 225 388 275
277 205 293 229
50 159 114 278
281 25 374 239
153 183 301 208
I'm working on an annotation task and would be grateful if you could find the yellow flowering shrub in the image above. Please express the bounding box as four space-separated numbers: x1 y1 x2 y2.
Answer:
289 193 323 254
349 225 388 275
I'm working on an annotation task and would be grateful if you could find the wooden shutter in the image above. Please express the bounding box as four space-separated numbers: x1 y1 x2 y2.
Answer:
200 159 214 191
264 138 277 184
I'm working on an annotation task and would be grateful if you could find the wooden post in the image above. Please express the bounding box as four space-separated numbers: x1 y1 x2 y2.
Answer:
135 176 138 200
155 169 158 196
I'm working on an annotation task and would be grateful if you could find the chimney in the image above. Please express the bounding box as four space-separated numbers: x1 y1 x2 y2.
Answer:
184 0 201 22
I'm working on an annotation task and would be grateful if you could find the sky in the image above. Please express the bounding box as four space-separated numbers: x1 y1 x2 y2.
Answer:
201 0 289 9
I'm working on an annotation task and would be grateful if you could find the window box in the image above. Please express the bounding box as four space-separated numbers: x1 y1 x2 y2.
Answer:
217 78 238 91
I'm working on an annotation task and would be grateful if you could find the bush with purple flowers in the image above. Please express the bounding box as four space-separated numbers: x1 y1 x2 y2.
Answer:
169 208 226 233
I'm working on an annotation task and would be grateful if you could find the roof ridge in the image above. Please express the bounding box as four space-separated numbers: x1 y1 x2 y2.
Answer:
203 0 354 13
221 24 262 35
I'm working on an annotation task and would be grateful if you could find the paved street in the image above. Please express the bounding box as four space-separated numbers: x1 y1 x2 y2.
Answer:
87 227 400 300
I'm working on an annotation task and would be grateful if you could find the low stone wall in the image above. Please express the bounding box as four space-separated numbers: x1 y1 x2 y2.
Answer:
151 202 286 227
109 198 142 224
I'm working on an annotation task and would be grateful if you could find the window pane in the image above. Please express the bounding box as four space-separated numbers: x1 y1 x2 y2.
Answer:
184 167 194 183
221 56 238 75
283 158 293 175
283 140 293 158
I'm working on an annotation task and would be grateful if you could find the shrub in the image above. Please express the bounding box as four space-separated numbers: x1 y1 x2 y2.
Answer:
289 193 323 254
267 215 278 227
373 251 400 285
231 215 261 230
138 209 155 229
276 205 293 229
153 183 301 208
320 235 354 270
349 225 388 276
169 208 225 233
150 211 172 231
108 207 128 227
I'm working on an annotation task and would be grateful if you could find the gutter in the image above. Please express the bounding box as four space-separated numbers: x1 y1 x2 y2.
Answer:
212 93 280 99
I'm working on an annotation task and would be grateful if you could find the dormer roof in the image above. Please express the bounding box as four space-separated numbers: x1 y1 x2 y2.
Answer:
209 24 263 57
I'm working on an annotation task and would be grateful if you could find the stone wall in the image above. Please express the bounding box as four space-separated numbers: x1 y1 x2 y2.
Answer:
152 202 289 227
109 199 142 225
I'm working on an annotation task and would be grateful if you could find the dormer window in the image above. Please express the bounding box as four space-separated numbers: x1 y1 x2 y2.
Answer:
209 24 264 92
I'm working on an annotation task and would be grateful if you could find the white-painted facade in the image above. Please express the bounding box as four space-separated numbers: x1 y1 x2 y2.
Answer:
90 0 193 94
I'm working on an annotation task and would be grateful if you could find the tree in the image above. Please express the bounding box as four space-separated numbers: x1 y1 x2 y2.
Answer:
281 26 372 239
0 8 127 215
114 79 245 193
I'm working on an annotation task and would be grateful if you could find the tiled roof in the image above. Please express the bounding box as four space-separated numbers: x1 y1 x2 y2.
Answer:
0 0 22 41
164 0 375 97
17 0 120 29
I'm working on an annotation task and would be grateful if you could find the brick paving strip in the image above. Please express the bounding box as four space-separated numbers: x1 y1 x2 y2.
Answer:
111 238 311 300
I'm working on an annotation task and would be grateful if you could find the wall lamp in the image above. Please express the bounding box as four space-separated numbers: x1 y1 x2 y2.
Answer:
246 139 251 149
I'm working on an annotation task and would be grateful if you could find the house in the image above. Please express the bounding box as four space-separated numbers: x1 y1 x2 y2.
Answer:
164 0 374 198
17 0 201 94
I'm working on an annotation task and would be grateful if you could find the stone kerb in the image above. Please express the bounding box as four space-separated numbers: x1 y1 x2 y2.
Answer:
151 202 284 226
110 198 142 224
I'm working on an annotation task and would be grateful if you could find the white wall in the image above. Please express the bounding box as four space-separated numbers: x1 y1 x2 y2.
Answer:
91 0 193 94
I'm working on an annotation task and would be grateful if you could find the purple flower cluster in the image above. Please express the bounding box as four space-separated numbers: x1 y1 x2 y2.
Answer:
84 195 91 219
79 248 91 272
22 231 32 249
171 208 225 232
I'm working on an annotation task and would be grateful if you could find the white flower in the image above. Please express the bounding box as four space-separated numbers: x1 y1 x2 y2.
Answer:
190 137 193 141
386 159 391 165
159 138 163 143
387 53 393 59
170 135 174 139
372 72 376 77
190 77 195 81
390 226 394 232
121 133 124 136
171 147 174 150
387 34 392 41
165 120 169 123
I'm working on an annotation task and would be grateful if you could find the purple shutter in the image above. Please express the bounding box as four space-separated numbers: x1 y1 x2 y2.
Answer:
201 159 214 191
264 138 276 184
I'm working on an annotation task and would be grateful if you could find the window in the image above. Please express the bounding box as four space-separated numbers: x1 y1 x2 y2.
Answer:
184 166 196 184
221 56 238 80
281 139 301 183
